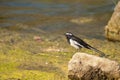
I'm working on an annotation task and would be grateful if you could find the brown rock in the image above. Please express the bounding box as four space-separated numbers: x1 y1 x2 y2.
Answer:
105 1 120 41
68 52 120 80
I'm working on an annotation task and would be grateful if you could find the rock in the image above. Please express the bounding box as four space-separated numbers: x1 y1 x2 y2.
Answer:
68 52 120 80
33 36 42 41
105 1 120 41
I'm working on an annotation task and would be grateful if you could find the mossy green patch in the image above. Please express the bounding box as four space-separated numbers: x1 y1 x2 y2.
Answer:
0 28 120 80
0 70 65 80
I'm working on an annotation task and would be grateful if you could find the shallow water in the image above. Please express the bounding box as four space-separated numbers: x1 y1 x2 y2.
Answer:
0 0 118 39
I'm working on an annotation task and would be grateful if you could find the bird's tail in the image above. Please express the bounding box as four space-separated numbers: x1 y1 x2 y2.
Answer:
88 46 106 57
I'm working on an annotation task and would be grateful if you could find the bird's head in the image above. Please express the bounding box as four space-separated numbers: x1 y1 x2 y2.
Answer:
65 32 73 38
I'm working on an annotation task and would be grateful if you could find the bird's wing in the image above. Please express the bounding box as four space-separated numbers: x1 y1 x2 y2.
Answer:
71 36 91 49
70 39 84 48
71 35 106 57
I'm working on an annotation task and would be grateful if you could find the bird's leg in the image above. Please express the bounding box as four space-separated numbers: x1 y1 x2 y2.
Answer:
76 48 81 52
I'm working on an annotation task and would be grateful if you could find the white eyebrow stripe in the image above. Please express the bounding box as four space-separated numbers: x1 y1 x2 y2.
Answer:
66 33 72 35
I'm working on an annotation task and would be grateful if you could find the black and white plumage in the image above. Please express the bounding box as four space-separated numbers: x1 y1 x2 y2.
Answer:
65 32 106 57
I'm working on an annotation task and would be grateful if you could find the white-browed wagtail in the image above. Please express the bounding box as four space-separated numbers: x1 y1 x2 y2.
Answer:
65 32 106 57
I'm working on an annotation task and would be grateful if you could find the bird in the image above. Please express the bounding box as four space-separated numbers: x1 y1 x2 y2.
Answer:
65 32 106 57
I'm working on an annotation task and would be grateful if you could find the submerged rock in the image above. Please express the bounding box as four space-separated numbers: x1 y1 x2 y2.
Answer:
68 52 120 80
105 1 120 41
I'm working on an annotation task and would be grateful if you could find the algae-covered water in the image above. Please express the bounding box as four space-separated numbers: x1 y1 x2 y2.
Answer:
0 0 118 39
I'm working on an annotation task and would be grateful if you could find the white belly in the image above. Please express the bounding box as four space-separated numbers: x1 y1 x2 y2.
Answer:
70 39 80 49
